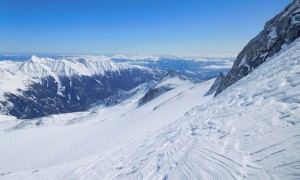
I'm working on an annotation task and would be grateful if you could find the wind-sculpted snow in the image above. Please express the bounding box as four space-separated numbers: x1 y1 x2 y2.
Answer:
105 39 300 179
0 76 215 179
0 39 299 179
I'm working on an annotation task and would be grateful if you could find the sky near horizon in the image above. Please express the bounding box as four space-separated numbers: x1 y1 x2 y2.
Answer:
0 0 292 56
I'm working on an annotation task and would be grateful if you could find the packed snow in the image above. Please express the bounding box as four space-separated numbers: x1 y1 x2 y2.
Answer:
0 40 300 179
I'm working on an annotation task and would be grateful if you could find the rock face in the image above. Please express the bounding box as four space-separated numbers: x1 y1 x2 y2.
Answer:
215 0 300 96
205 72 225 96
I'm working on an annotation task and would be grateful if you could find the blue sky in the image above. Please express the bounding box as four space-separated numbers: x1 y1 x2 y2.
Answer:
0 0 291 56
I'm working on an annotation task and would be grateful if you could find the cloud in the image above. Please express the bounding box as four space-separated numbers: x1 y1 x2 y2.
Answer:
201 61 233 69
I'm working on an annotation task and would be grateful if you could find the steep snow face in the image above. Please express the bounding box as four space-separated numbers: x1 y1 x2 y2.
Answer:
216 0 300 95
0 61 37 101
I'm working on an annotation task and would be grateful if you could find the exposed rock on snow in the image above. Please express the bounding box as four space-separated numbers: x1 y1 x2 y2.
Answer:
139 71 187 105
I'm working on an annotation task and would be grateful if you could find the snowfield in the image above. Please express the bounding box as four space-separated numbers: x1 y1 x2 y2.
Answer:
0 76 214 179
0 39 300 179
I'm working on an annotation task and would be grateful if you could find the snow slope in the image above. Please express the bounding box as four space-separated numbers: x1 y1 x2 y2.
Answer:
0 76 215 179
0 39 299 179
102 39 300 179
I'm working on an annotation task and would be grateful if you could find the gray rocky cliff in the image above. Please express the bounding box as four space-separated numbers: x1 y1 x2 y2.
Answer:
215 0 300 96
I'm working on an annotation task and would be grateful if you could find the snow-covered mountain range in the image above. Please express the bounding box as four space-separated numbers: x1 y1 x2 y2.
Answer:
0 53 234 119
0 55 161 119
1 55 126 97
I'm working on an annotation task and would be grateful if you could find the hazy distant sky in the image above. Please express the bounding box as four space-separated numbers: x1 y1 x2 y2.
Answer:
0 0 291 56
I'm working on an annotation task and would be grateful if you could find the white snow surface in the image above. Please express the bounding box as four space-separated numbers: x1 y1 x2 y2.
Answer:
0 39 300 179
0 77 215 179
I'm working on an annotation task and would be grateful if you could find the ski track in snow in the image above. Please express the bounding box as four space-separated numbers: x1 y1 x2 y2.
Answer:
0 40 300 179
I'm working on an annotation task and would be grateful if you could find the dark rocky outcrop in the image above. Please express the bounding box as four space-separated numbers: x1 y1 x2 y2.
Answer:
215 0 300 96
138 86 174 106
138 71 186 106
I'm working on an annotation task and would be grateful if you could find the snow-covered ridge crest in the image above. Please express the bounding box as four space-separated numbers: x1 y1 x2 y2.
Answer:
19 55 128 77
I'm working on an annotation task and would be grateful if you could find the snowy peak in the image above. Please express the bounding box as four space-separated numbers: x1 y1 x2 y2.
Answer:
20 56 51 76
216 0 300 96
30 55 39 61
